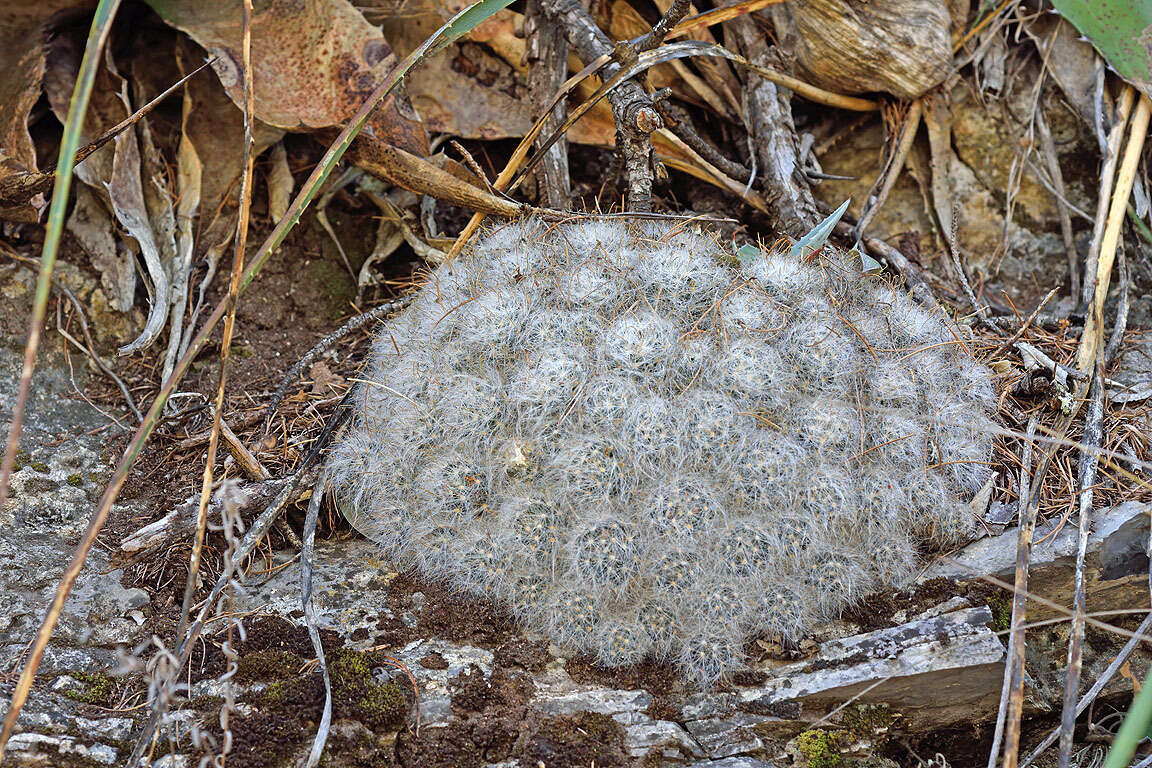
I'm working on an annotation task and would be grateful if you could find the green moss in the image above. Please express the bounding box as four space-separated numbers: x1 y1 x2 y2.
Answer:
329 648 411 730
261 679 291 705
987 592 1012 632
66 473 83 487
188 694 224 713
31 461 49 473
842 703 896 740
235 650 304 684
13 449 30 470
794 729 847 768
62 670 117 707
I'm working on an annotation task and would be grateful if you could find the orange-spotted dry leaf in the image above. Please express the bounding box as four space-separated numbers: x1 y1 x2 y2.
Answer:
146 0 428 155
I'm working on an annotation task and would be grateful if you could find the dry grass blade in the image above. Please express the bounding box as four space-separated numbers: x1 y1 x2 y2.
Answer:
0 0 515 752
174 0 256 667
988 416 1036 768
1077 93 1151 373
664 0 787 40
1002 418 1041 768
1058 353 1105 768
1081 86 1136 311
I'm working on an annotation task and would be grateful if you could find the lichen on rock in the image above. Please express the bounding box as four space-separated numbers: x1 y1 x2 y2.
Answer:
326 216 999 685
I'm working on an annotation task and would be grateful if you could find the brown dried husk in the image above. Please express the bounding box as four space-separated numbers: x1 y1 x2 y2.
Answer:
769 0 954 99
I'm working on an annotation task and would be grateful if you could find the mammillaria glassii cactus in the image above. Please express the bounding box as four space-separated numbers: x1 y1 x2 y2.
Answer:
325 216 999 685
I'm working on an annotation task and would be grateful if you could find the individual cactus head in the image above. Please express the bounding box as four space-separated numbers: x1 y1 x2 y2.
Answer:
326 216 1000 687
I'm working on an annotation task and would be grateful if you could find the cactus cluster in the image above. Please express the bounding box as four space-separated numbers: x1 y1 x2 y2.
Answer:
326 217 999 685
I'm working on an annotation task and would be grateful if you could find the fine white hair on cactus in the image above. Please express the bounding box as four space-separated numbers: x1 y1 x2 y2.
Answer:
326 216 1001 686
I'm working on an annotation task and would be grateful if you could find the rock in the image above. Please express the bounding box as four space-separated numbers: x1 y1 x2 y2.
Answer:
626 719 707 762
0 334 149 662
769 0 953 99
678 607 1004 759
814 72 1096 309
6 732 118 765
927 501 1151 618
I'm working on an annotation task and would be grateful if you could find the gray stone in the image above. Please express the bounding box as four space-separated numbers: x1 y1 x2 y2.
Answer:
927 502 1151 618
679 607 1004 760
684 712 769 759
6 732 118 765
626 719 705 761
690 758 780 768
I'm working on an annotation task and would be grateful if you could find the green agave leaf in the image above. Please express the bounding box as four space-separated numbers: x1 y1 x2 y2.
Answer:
791 198 850 260
736 243 760 266
1051 0 1152 98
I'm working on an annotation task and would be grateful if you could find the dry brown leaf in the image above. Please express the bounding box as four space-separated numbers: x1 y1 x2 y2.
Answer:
177 37 283 247
376 2 533 141
308 361 344 396
148 0 427 155
0 2 87 222
1023 13 1101 128
44 33 141 312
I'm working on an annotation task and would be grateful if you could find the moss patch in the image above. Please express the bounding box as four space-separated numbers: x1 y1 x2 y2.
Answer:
62 670 117 707
794 728 848 768
520 711 627 768
329 648 412 730
842 703 896 740
234 650 305 684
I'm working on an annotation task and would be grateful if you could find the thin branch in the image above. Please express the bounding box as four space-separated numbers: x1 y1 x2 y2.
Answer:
990 288 1059 358
1057 351 1105 767
658 101 751 183
634 0 691 52
525 0 571 209
1000 416 1040 768
538 0 663 210
259 298 410 436
1034 105 1079 298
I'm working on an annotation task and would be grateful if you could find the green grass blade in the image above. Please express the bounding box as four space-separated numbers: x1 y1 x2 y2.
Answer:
1104 665 1152 768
